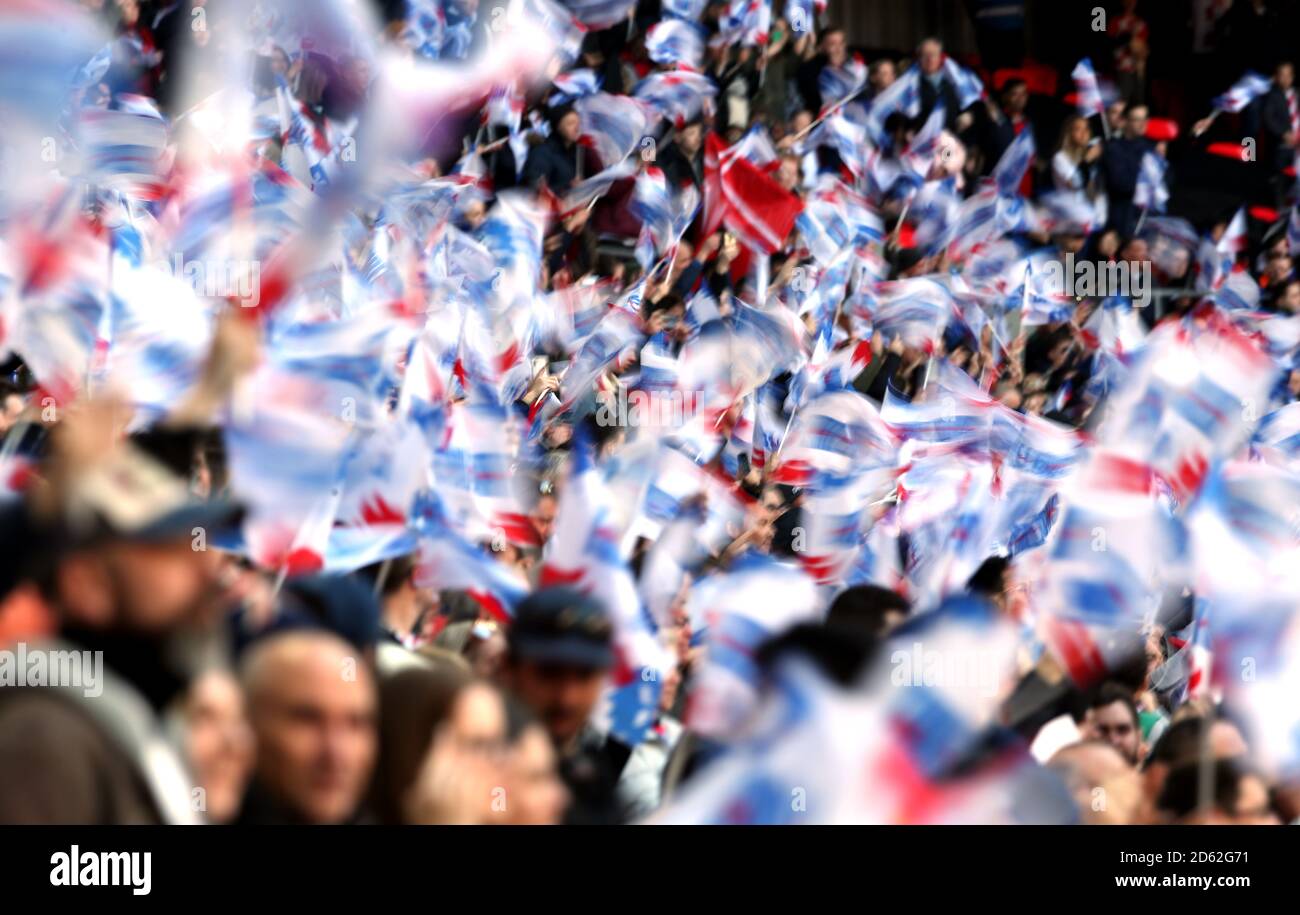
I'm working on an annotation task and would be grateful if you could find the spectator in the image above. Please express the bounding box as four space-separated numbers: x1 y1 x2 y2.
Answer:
497 587 630 824
1101 101 1154 235
238 631 378 824
370 666 508 824
522 105 600 192
1080 682 1145 766
0 432 241 824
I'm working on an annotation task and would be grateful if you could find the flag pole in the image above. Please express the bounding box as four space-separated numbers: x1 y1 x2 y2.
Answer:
790 82 871 144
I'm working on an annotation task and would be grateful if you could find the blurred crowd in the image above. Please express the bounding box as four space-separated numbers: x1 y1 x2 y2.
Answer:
0 0 1299 827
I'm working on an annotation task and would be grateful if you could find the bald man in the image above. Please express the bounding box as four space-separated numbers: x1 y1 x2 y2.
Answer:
1047 740 1144 825
237 631 378 825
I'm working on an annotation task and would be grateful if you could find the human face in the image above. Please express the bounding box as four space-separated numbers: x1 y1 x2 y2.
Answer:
1277 63 1294 91
506 660 606 750
467 630 508 680
105 537 230 634
1004 84 1028 115
1107 100 1126 132
776 156 800 191
918 40 943 75
1084 701 1141 765
184 670 255 823
870 59 896 91
677 123 703 157
1280 281 1300 314
446 681 507 753
530 494 557 543
1070 117 1091 148
1125 106 1149 140
502 724 569 825
1233 775 1279 825
823 31 846 67
558 112 582 145
249 644 377 824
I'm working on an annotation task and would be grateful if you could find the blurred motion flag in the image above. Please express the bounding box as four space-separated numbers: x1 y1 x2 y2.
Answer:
1071 58 1104 118
1211 71 1272 112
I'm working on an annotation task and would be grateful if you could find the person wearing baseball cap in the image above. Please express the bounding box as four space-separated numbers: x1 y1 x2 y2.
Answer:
0 417 244 824
497 587 630 824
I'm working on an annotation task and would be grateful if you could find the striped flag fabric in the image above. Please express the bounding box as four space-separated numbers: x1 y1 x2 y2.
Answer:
1134 151 1169 213
1071 58 1105 117
1211 71 1272 112
645 18 706 69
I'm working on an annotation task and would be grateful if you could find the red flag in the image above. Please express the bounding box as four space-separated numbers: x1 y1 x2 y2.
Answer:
702 132 804 254
702 132 727 239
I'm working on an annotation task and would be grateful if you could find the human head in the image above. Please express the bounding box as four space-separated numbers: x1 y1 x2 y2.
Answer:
1081 682 1143 765
825 585 910 641
242 631 378 824
360 554 429 642
1274 278 1300 314
1276 60 1294 90
822 28 847 67
1123 103 1149 140
1047 740 1144 824
40 447 240 637
1061 114 1091 152
499 588 613 752
1142 714 1249 803
1156 758 1278 825
553 106 582 145
499 698 569 825
1001 78 1028 116
869 58 896 92
177 669 255 824
1106 99 1126 133
675 120 704 157
917 37 944 76
371 666 507 824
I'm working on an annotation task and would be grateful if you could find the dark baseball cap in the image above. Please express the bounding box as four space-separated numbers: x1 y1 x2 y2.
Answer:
507 587 614 670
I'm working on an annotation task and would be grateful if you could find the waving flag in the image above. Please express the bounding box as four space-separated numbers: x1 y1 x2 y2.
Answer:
633 68 716 126
685 553 822 738
717 0 773 48
575 92 656 168
1134 151 1169 213
942 57 985 110
645 18 706 69
819 57 868 111
772 389 897 484
704 132 804 254
863 66 921 146
561 0 638 29
1211 71 1272 112
992 129 1035 200
550 67 601 103
664 0 708 19
77 103 169 201
872 277 954 350
543 437 674 743
631 165 674 247
411 492 530 622
1071 58 1104 117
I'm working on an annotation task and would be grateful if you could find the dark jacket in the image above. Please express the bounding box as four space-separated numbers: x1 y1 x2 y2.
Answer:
1261 85 1297 167
1101 135 1154 235
0 636 195 825
659 140 703 194
522 134 600 193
